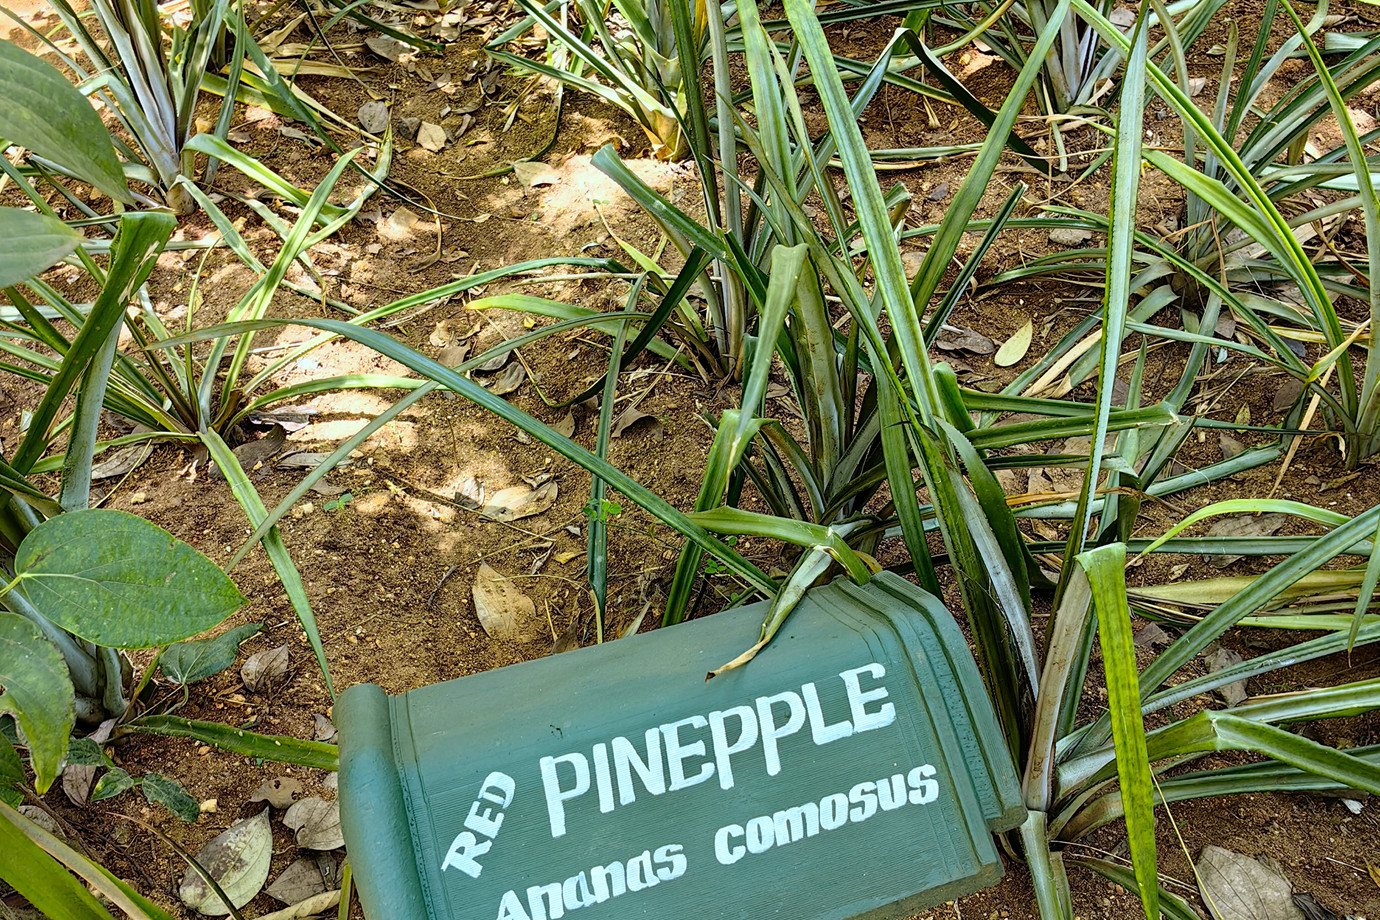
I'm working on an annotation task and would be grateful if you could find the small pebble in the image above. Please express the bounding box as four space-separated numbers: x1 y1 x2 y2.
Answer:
130 491 147 505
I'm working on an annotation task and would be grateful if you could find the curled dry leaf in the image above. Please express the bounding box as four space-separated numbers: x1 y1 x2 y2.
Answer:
265 857 326 905
612 407 659 438
178 809 273 916
241 644 290 693
250 776 303 809
364 34 410 62
994 319 1033 367
474 350 509 373
471 563 535 642
480 481 558 523
483 361 526 396
313 714 338 744
282 796 344 850
430 318 472 347
62 719 114 807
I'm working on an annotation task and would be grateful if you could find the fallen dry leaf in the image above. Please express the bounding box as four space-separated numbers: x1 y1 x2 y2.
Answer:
265 858 326 905
935 325 996 356
1048 225 1094 246
379 207 423 240
1197 845 1303 920
480 481 558 523
471 563 535 641
313 714 338 744
364 34 410 61
250 776 303 810
62 720 114 807
612 407 658 438
241 644 289 693
482 361 526 396
1204 645 1248 706
995 319 1033 367
1204 513 1289 567
513 160 560 189
178 810 273 915
282 797 344 850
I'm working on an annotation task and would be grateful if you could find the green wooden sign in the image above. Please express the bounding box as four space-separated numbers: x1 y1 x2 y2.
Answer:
337 573 1023 920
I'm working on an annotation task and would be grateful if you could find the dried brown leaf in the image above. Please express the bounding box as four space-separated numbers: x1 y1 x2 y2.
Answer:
471 563 535 641
480 481 557 523
241 644 289 693
250 776 303 809
282 797 344 850
178 810 273 915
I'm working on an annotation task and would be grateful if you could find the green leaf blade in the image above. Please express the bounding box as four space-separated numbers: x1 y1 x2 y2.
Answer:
0 613 73 793
0 208 83 287
14 509 246 649
142 773 201 822
1078 543 1159 920
0 40 132 204
161 623 262 686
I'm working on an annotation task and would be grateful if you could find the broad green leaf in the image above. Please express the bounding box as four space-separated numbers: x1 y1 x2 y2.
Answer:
90 767 135 802
0 733 22 807
65 736 111 767
161 623 262 686
0 613 73 793
0 802 115 920
0 40 131 203
142 773 200 822
0 208 82 287
13 509 246 649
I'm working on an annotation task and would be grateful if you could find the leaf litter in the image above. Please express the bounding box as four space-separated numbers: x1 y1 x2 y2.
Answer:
241 644 290 693
472 563 536 641
178 809 273 915
480 480 557 523
282 797 344 850
250 776 303 809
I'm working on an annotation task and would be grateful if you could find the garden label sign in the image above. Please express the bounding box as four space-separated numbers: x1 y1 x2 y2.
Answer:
337 573 1024 920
